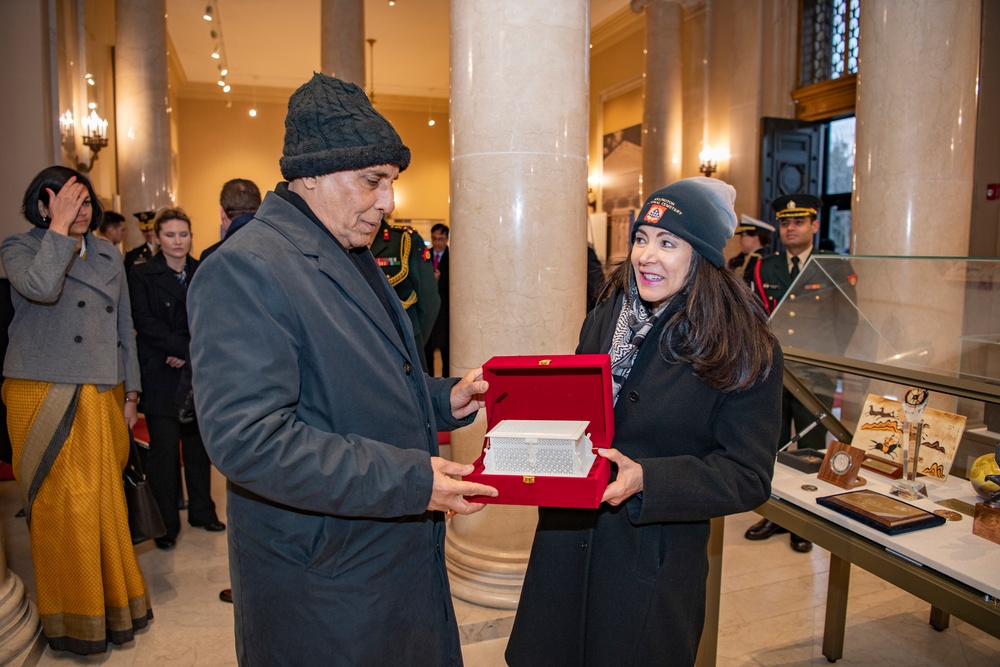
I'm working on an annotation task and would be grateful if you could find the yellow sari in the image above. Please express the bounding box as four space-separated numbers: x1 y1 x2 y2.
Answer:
4 379 151 655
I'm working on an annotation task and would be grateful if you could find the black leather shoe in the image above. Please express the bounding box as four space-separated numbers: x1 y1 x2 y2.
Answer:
192 520 226 532
155 537 176 550
744 518 789 541
219 589 233 604
790 534 813 553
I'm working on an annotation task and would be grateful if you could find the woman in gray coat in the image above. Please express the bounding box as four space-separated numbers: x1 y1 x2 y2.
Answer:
1 166 150 655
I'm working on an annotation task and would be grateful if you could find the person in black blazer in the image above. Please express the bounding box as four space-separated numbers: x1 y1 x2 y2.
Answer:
129 208 223 550
507 178 783 666
424 223 450 375
124 211 158 274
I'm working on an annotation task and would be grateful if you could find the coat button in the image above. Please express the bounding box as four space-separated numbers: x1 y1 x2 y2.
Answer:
74 336 82 343
403 362 412 375
628 391 639 403
77 300 85 308
580 541 588 550
106 305 114 313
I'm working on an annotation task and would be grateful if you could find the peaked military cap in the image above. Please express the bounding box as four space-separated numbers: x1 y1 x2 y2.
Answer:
771 194 822 219
133 210 156 231
735 214 775 234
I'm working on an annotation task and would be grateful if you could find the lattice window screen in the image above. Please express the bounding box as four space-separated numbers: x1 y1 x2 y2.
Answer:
802 0 860 86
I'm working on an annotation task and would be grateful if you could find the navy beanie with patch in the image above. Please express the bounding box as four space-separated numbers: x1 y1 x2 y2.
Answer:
279 72 411 180
631 177 738 268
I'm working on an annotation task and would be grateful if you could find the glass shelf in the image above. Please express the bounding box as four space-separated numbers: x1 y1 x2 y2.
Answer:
770 255 1000 403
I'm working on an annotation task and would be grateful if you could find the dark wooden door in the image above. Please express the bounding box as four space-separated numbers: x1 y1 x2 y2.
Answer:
759 118 825 225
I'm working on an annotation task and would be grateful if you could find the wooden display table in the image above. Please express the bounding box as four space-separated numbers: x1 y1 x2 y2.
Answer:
756 463 1000 662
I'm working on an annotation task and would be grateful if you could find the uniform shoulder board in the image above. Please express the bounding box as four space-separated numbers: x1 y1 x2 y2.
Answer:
388 222 417 234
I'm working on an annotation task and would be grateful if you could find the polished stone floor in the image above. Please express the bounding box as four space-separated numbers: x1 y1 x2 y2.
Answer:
2 469 998 666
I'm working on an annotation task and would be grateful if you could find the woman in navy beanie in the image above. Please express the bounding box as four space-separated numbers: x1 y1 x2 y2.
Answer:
507 177 784 666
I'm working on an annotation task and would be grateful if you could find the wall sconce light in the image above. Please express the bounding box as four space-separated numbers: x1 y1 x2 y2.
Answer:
62 109 108 173
699 145 718 178
59 110 76 148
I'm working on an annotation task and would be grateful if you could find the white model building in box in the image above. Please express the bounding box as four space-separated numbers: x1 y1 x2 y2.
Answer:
483 420 595 477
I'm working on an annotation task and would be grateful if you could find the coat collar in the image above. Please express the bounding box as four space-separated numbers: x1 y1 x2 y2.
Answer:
139 252 192 303
29 228 120 298
254 192 413 362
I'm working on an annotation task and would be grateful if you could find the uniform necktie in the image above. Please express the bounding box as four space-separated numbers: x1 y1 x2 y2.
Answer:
790 255 800 281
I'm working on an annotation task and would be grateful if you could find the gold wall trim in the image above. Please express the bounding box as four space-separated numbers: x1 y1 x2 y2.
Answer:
793 74 857 121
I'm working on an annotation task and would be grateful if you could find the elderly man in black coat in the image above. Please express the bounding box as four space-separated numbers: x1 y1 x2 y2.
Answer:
189 73 497 666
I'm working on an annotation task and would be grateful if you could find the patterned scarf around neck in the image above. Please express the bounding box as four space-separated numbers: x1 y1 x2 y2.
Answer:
608 277 668 405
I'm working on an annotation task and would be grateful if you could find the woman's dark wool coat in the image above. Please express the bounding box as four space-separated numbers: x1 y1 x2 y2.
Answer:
507 293 784 666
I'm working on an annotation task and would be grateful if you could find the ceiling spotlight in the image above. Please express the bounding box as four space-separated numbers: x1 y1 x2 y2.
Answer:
219 67 228 76
388 0 395 5
211 50 220 59
218 80 226 87
204 5 213 21
223 85 231 93
428 119 435 127
249 109 257 118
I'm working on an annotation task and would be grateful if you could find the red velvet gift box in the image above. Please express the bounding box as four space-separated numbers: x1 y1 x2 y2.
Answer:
462 354 614 509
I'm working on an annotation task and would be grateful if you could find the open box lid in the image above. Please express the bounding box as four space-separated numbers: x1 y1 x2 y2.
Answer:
483 354 614 450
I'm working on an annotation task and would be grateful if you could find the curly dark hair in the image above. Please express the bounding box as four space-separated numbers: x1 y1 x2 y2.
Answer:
21 165 104 231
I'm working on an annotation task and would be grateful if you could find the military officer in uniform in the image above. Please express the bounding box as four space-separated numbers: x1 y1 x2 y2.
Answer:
727 213 774 281
369 218 440 372
746 193 858 552
124 210 159 273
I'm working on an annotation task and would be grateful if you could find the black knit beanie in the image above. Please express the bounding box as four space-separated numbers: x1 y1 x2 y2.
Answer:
279 73 411 180
631 177 738 268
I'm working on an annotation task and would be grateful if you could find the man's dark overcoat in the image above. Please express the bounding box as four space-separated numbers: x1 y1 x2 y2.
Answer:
506 293 784 667
188 190 471 666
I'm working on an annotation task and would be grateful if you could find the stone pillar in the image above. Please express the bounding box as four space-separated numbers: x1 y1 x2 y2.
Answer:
114 0 172 219
637 0 684 196
321 0 365 88
447 0 590 608
851 0 981 401
0 531 46 666
853 0 979 256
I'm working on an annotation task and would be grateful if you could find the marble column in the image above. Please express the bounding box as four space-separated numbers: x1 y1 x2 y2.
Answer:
114 0 172 220
321 0 365 87
0 531 45 666
853 0 979 257
447 0 590 608
852 0 981 403
636 0 684 195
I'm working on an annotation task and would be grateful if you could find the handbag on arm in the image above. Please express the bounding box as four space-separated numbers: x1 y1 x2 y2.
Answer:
123 428 167 544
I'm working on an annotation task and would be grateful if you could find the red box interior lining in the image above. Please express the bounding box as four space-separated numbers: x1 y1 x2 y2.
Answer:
462 354 614 509
483 354 613 448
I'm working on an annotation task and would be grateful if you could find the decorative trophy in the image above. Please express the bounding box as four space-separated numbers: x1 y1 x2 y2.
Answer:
890 387 929 500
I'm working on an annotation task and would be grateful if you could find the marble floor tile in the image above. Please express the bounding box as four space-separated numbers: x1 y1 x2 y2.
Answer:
3 479 999 666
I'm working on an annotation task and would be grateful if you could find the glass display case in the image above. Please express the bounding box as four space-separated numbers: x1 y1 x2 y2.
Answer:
769 255 1000 476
